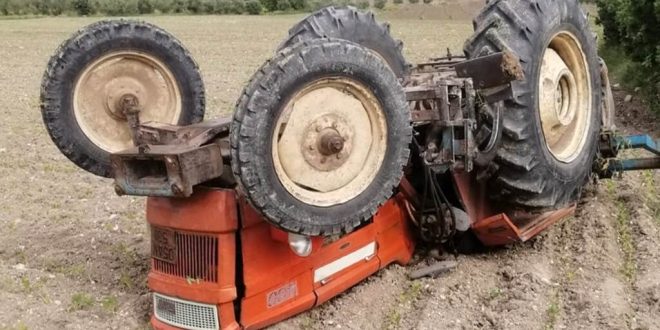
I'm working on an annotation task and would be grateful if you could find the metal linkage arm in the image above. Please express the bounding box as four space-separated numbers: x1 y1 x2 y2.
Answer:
597 133 660 178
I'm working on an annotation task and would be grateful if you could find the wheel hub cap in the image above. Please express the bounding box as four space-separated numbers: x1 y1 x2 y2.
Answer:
272 78 387 207
73 51 182 153
539 32 592 163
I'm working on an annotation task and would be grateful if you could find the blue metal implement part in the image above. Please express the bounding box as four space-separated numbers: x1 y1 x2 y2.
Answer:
602 134 660 177
617 135 660 156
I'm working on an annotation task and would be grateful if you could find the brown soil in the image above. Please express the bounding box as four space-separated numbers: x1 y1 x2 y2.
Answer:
0 10 658 330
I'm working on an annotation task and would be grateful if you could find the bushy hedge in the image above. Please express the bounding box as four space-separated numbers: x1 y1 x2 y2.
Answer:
0 0 388 16
596 0 659 112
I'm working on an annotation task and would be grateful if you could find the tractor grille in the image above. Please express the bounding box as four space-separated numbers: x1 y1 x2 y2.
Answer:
154 293 219 330
151 227 219 283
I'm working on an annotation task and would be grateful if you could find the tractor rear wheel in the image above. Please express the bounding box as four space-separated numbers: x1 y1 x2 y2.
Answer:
278 6 409 77
41 20 205 178
231 39 412 236
464 0 601 209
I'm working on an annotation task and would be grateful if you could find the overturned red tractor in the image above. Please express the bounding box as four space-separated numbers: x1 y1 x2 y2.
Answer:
40 1 659 329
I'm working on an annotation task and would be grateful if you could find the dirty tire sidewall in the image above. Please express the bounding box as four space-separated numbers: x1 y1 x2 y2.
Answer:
41 20 205 178
231 39 412 236
464 0 601 209
278 6 409 77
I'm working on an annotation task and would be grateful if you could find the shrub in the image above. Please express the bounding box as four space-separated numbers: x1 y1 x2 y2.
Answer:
596 0 659 112
374 0 385 9
170 0 188 12
260 0 277 11
228 0 245 13
98 0 140 15
151 0 174 13
187 0 215 13
73 0 93 15
355 0 369 9
289 0 306 10
393 0 402 4
276 0 290 11
422 0 432 3
245 0 261 14
137 0 153 13
408 0 419 3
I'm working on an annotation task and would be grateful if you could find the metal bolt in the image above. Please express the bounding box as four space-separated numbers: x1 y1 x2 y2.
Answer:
171 183 184 196
114 184 125 196
318 132 345 156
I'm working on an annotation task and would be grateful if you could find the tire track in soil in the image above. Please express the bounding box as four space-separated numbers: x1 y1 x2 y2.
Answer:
548 184 633 330
612 171 660 330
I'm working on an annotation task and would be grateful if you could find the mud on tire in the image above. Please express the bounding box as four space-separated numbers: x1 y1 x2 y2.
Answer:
464 0 601 209
41 20 205 178
231 39 412 236
279 6 409 77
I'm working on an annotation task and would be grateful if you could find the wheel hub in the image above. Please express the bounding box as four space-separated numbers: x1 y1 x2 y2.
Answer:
539 32 592 163
73 51 182 153
272 78 387 207
301 114 353 172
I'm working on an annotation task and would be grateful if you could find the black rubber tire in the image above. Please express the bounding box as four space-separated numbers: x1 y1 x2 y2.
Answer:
278 6 409 78
41 20 205 178
463 0 601 209
231 38 412 236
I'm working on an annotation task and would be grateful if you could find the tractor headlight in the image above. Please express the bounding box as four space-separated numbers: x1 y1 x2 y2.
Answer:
288 233 312 257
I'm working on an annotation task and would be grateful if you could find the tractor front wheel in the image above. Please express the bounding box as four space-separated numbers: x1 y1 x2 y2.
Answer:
231 39 412 236
41 20 205 177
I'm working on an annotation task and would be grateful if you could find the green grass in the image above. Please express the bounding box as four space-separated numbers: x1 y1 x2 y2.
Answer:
69 292 94 312
544 290 561 330
383 280 424 329
607 181 638 283
641 171 659 225
101 296 119 313
486 287 502 301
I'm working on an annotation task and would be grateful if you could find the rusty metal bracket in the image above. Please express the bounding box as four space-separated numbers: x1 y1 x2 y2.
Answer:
454 51 524 89
110 116 232 198
112 143 225 198
138 117 231 147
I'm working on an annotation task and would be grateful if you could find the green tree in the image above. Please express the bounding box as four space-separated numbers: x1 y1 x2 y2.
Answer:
245 0 261 13
289 0 306 10
276 0 290 10
596 0 659 112
137 0 154 13
355 0 368 9
260 0 277 11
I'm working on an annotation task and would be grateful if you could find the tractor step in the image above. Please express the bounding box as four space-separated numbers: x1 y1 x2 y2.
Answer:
471 206 576 246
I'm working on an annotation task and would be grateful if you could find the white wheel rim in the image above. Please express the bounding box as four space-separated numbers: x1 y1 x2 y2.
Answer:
272 77 388 207
539 32 592 163
73 51 182 153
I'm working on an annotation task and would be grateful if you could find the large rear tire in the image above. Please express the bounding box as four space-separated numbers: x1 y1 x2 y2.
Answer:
231 39 412 236
278 6 409 77
464 0 601 209
41 20 205 178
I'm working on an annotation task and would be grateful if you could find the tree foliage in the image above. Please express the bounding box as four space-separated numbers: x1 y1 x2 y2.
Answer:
0 0 382 16
597 0 659 112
